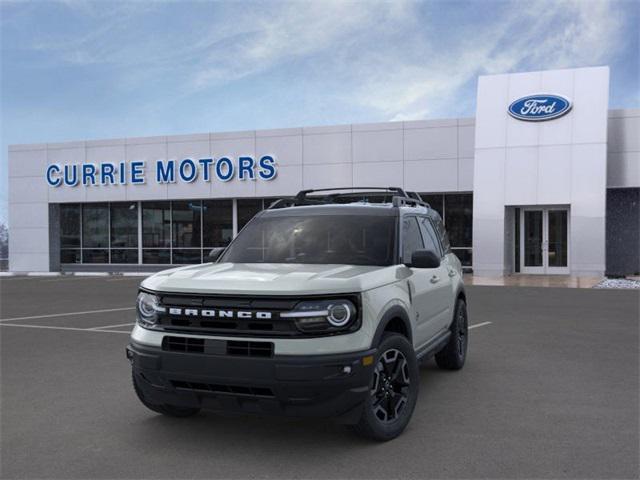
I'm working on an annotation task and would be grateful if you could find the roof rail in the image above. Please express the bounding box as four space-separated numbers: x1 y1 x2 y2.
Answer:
267 187 431 210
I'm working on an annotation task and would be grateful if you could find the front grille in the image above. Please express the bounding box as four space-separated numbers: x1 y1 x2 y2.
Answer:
171 380 274 398
162 336 205 353
157 294 300 337
151 292 361 338
227 340 274 357
162 336 274 357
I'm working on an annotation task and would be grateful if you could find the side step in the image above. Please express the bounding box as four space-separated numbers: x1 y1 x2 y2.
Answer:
415 330 451 361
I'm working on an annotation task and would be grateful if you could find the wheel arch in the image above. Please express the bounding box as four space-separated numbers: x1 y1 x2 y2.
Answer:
371 305 413 348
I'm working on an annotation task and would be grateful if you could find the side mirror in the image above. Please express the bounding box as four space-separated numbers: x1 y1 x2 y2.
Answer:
208 247 225 262
407 249 440 269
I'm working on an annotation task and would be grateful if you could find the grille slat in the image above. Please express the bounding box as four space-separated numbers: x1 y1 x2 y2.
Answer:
170 380 275 398
162 336 274 358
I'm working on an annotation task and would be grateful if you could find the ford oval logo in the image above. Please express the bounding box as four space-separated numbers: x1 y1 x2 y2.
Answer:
508 94 572 121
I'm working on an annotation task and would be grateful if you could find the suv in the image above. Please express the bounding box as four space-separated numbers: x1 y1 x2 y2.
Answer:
127 187 468 441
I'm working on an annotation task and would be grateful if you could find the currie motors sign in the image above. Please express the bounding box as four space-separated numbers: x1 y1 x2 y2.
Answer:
46 155 277 187
508 94 572 121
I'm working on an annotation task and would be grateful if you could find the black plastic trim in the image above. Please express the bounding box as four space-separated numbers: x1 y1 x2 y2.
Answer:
370 305 413 347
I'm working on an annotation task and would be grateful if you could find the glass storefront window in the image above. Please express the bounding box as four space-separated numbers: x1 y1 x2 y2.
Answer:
111 203 138 248
203 200 233 248
82 204 109 248
444 194 473 248
142 202 171 248
172 201 202 249
452 248 472 267
237 199 264 231
60 204 81 248
420 194 444 218
82 249 109 263
111 249 138 264
172 249 202 264
143 249 170 264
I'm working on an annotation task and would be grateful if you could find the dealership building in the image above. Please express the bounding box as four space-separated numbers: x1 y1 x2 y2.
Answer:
7 66 640 276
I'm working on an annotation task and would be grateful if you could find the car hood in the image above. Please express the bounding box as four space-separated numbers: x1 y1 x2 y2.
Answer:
141 262 400 295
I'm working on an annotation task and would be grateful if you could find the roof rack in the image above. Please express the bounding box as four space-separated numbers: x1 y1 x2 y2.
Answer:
267 187 431 210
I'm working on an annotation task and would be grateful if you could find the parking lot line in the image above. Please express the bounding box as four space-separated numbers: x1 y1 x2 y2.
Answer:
0 323 131 334
89 322 136 330
469 321 492 329
0 307 135 323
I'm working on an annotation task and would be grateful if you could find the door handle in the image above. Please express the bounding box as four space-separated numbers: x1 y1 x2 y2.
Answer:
430 275 440 284
448 269 456 277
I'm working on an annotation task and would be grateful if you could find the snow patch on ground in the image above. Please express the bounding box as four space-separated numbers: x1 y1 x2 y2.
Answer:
593 278 640 289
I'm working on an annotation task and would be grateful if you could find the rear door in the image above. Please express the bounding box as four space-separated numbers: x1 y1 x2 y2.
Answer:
418 216 454 331
401 216 448 347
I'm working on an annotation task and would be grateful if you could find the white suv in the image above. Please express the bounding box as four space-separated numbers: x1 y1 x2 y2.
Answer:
127 187 468 441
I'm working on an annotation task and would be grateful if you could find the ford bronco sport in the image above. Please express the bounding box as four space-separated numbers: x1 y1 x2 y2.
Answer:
127 187 468 441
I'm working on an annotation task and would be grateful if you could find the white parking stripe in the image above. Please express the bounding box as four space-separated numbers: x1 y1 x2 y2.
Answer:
0 323 131 334
469 321 492 329
0 307 135 323
89 322 136 330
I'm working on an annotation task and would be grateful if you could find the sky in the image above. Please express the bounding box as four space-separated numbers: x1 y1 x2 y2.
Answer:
1 0 638 225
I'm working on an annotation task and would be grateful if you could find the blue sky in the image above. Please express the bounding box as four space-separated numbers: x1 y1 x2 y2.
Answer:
1 0 638 225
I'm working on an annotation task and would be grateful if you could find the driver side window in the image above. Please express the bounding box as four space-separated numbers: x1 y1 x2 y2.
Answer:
402 217 424 264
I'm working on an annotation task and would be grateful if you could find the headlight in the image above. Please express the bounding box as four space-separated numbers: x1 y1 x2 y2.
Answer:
136 292 164 328
281 299 357 333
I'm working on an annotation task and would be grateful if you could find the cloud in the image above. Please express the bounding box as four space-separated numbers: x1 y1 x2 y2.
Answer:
349 0 626 121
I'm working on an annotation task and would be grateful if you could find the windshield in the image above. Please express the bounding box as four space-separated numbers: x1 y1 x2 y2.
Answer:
220 214 397 266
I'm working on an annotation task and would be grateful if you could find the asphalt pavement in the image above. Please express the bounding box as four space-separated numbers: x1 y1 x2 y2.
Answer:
0 276 638 479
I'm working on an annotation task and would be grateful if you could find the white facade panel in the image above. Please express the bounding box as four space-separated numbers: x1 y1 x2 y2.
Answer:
504 147 538 205
10 176 48 203
404 159 457 192
9 202 49 229
9 253 51 272
352 129 403 163
607 115 640 153
458 125 475 158
537 145 572 204
303 163 352 190
8 147 47 178
256 135 302 166
475 74 509 149
303 132 351 165
607 152 640 188
7 227 49 254
403 126 457 160
124 142 169 201
458 157 474 191
572 67 610 144
352 161 403 187
506 71 543 147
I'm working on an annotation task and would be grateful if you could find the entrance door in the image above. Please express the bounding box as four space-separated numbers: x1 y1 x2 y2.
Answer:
520 208 569 274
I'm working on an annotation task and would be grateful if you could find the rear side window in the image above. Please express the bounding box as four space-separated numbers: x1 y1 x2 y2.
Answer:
402 217 424 264
433 216 451 253
419 217 443 257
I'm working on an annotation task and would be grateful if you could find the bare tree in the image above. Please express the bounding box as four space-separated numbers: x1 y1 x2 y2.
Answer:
0 222 8 259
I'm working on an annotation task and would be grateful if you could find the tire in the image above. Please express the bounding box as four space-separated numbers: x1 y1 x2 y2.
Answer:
132 371 200 418
351 333 419 441
435 299 468 370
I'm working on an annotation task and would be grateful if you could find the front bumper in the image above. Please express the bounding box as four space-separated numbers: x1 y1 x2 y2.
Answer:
127 341 376 423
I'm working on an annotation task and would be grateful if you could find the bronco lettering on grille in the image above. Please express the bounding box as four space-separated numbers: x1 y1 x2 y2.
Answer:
167 308 273 320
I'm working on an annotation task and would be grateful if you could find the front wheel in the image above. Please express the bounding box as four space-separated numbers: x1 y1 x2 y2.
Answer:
435 299 468 370
351 333 419 441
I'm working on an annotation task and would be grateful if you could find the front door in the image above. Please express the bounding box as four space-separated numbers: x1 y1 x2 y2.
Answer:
520 208 569 274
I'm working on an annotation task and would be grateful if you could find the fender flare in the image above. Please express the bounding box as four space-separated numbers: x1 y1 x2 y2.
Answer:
370 305 413 348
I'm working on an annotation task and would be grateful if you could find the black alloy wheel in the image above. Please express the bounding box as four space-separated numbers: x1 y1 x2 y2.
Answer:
371 348 411 423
